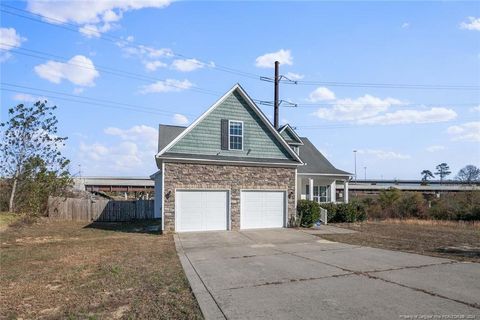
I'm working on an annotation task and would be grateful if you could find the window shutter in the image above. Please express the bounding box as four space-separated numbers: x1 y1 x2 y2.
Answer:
221 119 229 150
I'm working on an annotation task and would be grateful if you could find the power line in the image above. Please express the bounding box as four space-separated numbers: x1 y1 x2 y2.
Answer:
1 83 198 117
2 45 476 111
1 87 175 116
0 4 264 81
294 120 479 130
0 44 221 96
2 4 478 91
292 80 479 90
0 46 269 106
294 102 480 108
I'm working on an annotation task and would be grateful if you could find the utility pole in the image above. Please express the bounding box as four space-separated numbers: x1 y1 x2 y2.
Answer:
353 150 357 184
274 61 279 129
259 61 297 127
364 166 367 181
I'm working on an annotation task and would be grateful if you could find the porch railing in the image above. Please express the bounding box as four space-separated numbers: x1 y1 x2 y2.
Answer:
320 207 328 225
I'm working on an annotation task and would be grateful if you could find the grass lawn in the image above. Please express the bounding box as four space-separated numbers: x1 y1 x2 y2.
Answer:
322 220 480 263
0 212 20 231
0 218 203 319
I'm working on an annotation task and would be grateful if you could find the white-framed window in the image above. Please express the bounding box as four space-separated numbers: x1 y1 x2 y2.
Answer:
313 186 329 203
228 120 243 150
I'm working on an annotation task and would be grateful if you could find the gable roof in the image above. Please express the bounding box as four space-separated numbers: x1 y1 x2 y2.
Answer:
297 137 351 176
158 124 186 152
156 83 303 165
278 124 304 145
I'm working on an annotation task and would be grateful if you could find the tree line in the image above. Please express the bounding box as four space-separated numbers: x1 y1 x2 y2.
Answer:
421 163 480 184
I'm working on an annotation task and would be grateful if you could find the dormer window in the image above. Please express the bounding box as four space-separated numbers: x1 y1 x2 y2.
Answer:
293 146 300 155
229 120 243 150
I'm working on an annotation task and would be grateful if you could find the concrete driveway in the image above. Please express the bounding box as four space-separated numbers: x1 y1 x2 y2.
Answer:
174 229 480 320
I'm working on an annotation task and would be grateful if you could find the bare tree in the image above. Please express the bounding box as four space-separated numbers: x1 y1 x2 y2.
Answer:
456 165 480 184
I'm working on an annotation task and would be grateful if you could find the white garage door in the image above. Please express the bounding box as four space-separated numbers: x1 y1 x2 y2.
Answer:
241 190 286 229
176 190 228 232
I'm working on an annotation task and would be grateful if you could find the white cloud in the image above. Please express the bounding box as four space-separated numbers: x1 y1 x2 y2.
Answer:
358 149 411 160
104 125 157 142
79 142 109 161
12 93 41 102
139 79 193 94
73 87 84 94
447 122 480 142
173 114 189 125
28 0 172 37
79 22 113 38
78 124 158 175
285 72 304 80
470 105 480 112
401 22 410 29
171 58 213 72
426 145 445 152
0 27 27 62
307 87 336 102
460 17 480 31
314 94 404 121
358 107 457 125
116 39 173 71
310 87 456 126
144 60 167 71
34 55 99 86
116 40 173 59
255 49 293 68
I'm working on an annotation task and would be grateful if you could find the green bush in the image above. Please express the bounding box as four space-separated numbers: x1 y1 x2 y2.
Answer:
378 188 401 210
395 192 428 219
297 200 320 227
429 191 480 221
320 201 366 223
354 190 479 221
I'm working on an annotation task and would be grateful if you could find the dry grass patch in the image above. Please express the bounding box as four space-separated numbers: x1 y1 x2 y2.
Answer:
321 220 480 262
0 220 203 319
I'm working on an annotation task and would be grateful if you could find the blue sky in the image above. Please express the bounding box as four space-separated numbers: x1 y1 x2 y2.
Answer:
1 0 479 179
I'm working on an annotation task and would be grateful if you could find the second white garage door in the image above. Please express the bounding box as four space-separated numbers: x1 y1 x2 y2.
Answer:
176 190 229 232
240 190 286 229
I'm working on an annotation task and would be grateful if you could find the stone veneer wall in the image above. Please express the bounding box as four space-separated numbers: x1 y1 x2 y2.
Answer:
163 162 296 232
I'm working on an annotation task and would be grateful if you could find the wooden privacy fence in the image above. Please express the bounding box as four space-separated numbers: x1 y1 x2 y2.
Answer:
48 196 155 222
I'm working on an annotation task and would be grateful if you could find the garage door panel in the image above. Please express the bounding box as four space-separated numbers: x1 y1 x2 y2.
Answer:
241 191 285 229
176 190 228 232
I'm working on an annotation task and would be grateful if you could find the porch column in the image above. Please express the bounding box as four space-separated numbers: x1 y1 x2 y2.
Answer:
309 178 314 201
330 180 336 203
344 180 349 203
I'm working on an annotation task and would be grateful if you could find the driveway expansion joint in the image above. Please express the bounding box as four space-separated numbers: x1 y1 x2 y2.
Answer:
363 271 480 310
225 272 354 291
271 246 479 310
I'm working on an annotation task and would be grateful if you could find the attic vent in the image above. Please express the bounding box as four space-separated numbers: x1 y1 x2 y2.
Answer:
221 119 228 150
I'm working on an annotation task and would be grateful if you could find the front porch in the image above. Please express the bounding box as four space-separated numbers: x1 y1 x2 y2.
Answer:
297 174 350 204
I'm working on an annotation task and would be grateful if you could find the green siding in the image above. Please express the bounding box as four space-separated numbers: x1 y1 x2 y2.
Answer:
169 90 293 160
280 128 298 142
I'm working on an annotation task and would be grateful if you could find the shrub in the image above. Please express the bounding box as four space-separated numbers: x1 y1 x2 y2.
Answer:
395 192 428 219
429 191 480 221
320 201 366 223
297 200 320 227
357 190 479 221
378 188 401 210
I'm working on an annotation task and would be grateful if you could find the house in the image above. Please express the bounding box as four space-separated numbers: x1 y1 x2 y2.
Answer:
152 84 351 232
